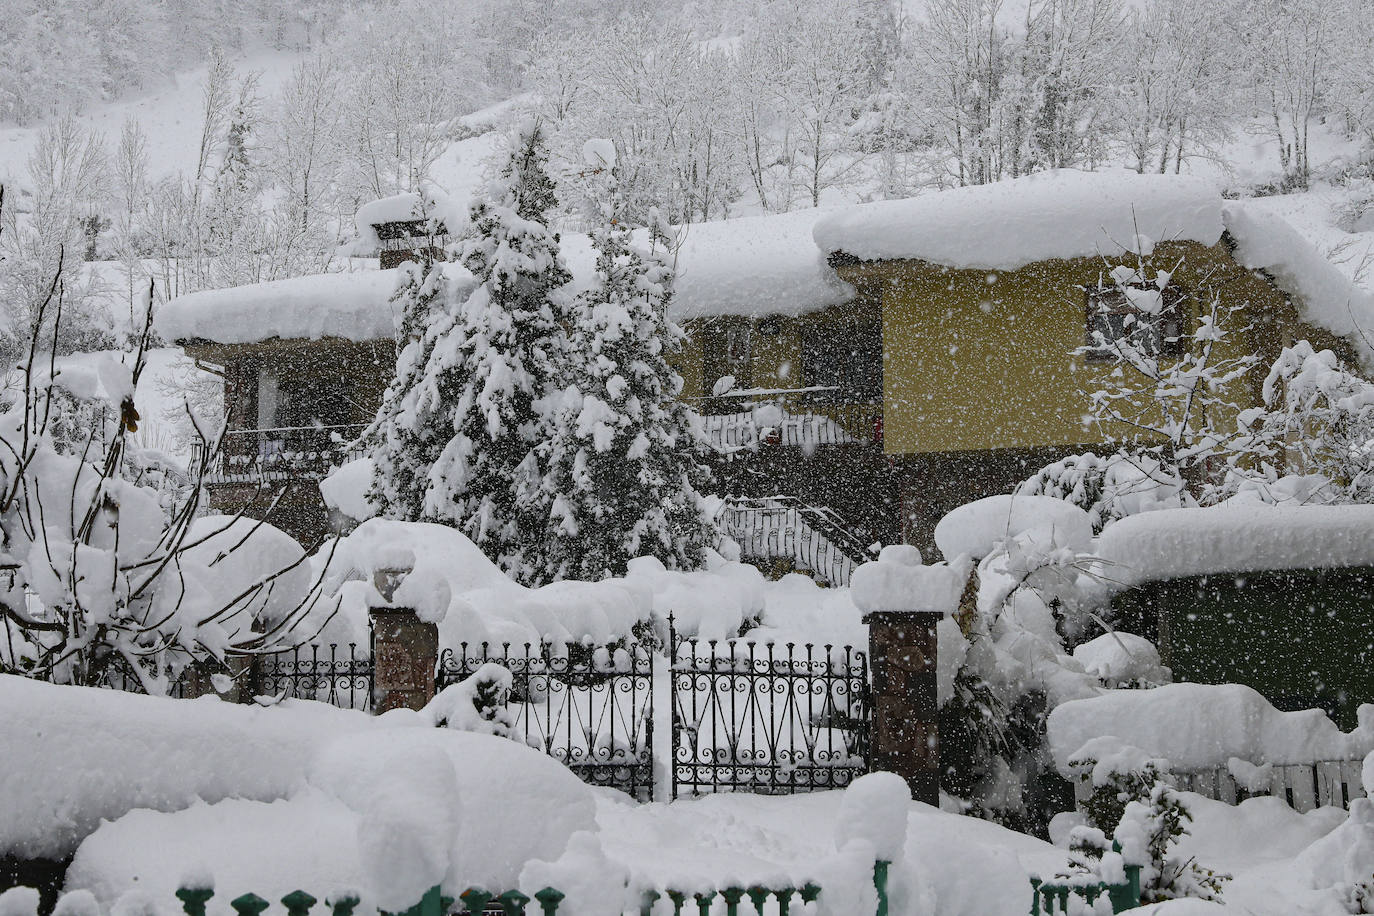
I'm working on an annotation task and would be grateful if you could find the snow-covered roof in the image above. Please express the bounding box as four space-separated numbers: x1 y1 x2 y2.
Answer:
156 270 408 345
812 169 1225 271
355 192 424 230
1223 197 1374 365
1095 504 1374 587
162 208 854 345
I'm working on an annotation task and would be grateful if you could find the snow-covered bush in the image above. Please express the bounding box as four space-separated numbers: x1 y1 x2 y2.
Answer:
421 663 518 741
1078 253 1258 501
0 210 328 692
1019 451 1190 533
1067 739 1171 834
1229 341 1374 504
1117 783 1229 903
931 497 1104 832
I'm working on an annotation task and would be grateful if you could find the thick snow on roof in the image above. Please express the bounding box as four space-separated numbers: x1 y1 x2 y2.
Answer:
812 169 1224 271
1223 196 1374 365
556 207 853 322
1095 504 1374 586
163 208 854 344
355 192 424 230
157 270 411 344
665 207 853 320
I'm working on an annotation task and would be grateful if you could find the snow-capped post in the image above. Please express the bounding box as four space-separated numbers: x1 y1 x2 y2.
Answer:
369 566 438 713
850 546 971 806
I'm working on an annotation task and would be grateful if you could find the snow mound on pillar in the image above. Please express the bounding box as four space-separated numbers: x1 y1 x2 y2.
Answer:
850 544 972 615
812 169 1223 270
934 494 1093 562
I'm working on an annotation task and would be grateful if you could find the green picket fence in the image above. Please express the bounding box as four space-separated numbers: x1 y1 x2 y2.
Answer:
172 860 892 916
1027 862 1141 916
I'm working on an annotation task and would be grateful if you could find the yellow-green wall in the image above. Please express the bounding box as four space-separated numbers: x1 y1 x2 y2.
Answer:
852 241 1292 455
676 239 1354 459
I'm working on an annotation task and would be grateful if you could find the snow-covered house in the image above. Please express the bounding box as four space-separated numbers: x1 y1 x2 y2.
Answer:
156 170 1374 556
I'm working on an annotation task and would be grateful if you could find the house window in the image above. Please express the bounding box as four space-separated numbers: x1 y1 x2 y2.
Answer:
1084 280 1187 361
801 319 882 401
702 320 753 393
256 365 354 429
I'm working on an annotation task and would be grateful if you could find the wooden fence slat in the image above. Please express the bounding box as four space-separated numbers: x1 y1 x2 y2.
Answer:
1342 760 1365 808
1315 761 1342 808
1217 767 1238 805
1286 765 1318 813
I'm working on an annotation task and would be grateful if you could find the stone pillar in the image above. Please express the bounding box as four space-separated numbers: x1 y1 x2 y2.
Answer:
863 609 941 806
370 607 438 713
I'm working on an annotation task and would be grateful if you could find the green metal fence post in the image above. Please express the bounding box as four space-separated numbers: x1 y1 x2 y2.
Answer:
773 889 794 916
665 889 686 916
745 888 770 914
533 888 564 916
230 893 269 916
282 890 317 916
497 889 529 915
1029 877 1043 916
800 884 821 905
720 887 744 916
176 887 215 916
639 889 661 916
693 891 715 916
460 889 493 915
873 860 891 916
327 894 359 916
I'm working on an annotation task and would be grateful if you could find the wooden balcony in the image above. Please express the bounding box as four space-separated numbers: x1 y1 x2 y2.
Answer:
210 424 367 485
694 388 882 450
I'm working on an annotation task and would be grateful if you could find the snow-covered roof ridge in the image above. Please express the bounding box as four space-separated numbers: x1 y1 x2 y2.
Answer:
1095 504 1374 587
1222 198 1374 365
811 169 1225 272
156 269 409 345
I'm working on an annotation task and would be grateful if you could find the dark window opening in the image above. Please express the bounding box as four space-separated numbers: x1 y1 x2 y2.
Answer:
801 319 882 402
1084 280 1187 361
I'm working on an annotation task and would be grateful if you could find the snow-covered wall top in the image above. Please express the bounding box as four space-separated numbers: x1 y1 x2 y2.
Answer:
1223 198 1374 365
1047 681 1374 773
811 169 1225 271
1095 505 1374 586
160 208 853 345
156 269 409 344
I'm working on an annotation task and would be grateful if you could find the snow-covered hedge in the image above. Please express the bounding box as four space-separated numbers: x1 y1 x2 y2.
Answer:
1094 505 1374 587
1046 682 1374 776
0 675 594 885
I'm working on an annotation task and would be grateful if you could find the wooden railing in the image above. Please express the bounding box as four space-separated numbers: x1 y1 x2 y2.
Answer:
693 388 882 449
210 424 367 485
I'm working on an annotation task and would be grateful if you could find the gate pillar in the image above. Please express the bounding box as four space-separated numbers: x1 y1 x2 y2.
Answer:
853 545 970 806
369 567 437 713
862 609 941 806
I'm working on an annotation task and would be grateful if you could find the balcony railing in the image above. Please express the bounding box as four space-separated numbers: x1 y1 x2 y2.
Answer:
210 424 367 485
693 388 882 450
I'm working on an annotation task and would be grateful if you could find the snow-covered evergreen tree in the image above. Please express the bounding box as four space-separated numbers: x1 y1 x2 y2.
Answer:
538 179 717 581
372 121 572 584
366 223 449 522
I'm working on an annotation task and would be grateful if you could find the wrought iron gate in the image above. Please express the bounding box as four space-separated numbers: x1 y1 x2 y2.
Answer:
437 641 655 801
669 621 870 798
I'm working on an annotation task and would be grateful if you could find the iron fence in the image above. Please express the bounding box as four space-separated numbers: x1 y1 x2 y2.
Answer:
253 643 374 710
437 641 655 801
669 622 870 799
